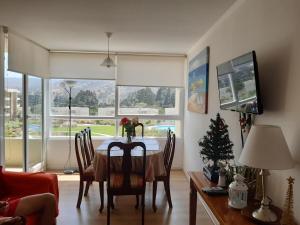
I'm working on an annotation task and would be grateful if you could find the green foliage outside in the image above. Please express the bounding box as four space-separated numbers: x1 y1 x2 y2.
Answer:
28 94 42 114
53 95 69 107
120 87 175 110
73 90 99 115
5 120 23 137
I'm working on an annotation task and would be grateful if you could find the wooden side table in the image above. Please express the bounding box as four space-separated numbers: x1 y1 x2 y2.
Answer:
188 171 281 225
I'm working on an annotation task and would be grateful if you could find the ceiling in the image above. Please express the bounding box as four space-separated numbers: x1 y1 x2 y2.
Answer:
0 0 236 54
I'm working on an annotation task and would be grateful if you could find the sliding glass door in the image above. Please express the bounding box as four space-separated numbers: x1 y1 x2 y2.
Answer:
4 71 24 171
4 72 44 171
27 75 43 171
3 37 44 171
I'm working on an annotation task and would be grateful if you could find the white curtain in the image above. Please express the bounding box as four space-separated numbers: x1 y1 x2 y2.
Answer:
8 32 49 78
116 55 185 87
49 52 116 79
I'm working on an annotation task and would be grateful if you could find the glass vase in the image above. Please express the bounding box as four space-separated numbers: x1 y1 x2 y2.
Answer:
126 132 132 143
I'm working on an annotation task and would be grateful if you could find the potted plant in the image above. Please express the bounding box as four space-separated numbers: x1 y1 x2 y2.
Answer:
198 113 234 182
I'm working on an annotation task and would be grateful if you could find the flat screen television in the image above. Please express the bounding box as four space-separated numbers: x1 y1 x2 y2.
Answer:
216 51 263 114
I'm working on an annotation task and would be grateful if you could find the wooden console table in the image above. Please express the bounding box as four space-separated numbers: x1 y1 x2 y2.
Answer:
189 171 279 225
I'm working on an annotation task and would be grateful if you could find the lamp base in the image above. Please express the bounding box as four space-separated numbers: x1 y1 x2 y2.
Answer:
63 169 75 175
252 200 277 222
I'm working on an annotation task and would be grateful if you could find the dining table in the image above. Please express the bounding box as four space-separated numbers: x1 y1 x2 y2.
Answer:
93 137 166 182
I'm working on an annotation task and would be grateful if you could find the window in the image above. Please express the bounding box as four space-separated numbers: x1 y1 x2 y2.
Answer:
118 86 180 116
49 79 116 137
27 75 43 169
118 86 182 137
5 71 24 138
49 80 182 138
4 53 25 170
49 79 115 117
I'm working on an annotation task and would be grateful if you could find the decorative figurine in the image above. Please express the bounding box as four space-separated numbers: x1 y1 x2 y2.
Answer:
281 177 296 225
228 174 248 209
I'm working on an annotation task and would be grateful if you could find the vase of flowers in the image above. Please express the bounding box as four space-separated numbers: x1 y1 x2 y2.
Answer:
120 117 139 143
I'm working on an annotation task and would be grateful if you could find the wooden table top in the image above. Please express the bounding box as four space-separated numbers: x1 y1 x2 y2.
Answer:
188 171 258 225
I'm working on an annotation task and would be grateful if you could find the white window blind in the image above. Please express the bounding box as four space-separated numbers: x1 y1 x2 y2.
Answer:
116 55 185 87
8 32 49 78
49 52 115 79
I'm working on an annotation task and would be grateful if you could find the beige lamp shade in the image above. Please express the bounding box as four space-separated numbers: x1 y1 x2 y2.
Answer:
239 125 294 170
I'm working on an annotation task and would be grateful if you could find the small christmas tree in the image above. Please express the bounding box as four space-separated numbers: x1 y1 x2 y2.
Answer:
281 177 296 225
198 113 234 169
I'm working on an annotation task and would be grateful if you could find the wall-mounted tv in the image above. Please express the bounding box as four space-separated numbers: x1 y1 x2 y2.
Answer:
216 51 263 114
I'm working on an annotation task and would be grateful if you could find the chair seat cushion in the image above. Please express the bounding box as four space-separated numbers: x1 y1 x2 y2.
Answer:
83 165 94 177
110 173 143 188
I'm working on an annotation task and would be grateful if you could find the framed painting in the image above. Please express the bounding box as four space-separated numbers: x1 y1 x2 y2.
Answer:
188 47 209 114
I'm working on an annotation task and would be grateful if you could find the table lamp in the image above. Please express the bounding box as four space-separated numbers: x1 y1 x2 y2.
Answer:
239 125 294 222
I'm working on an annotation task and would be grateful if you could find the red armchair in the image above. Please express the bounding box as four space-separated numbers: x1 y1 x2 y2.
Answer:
0 169 59 225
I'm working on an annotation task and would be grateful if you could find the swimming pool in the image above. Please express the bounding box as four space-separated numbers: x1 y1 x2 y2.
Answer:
148 125 175 132
28 124 41 132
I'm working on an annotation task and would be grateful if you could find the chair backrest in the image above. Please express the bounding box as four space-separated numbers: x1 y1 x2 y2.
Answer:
84 127 95 160
133 123 144 137
121 123 144 137
81 130 92 166
107 142 146 191
165 133 176 175
163 129 172 166
75 132 90 177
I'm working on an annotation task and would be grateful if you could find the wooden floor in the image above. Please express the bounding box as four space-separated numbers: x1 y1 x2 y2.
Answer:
56 170 213 225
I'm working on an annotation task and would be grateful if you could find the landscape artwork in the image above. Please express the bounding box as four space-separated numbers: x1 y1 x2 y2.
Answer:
188 47 209 114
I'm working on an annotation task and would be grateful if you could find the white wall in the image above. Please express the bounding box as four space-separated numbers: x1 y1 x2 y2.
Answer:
0 27 5 164
46 138 183 170
184 0 300 223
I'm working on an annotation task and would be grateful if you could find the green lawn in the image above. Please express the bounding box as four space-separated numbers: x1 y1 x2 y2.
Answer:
52 125 167 137
53 125 116 136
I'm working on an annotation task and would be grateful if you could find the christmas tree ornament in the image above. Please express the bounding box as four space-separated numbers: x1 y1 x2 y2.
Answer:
198 113 234 182
281 177 296 225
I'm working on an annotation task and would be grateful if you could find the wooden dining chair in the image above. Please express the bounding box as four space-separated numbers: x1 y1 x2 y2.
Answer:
133 122 144 137
107 142 147 225
81 130 92 167
84 127 95 161
163 128 172 164
152 132 176 212
81 129 103 206
75 132 104 212
121 122 144 137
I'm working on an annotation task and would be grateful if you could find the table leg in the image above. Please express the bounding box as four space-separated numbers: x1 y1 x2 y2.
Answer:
189 178 197 225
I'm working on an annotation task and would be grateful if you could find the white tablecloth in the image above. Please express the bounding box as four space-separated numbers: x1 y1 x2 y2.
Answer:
93 137 166 182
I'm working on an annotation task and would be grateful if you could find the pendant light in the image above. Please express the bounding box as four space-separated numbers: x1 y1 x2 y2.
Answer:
101 32 116 68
